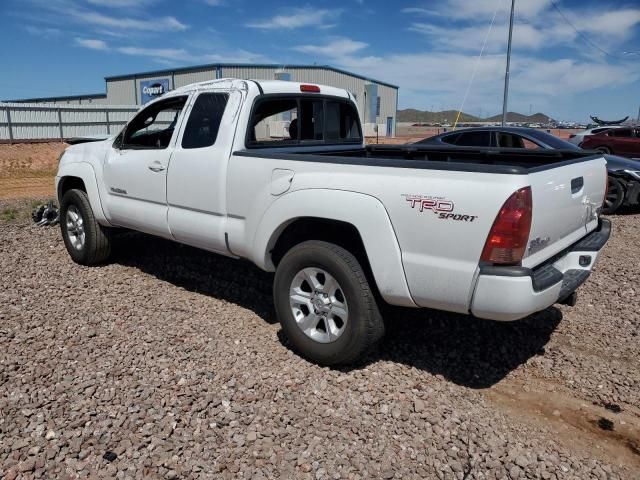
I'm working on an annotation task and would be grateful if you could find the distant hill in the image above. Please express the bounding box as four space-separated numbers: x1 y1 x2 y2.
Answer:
484 112 552 123
398 109 553 124
398 109 481 123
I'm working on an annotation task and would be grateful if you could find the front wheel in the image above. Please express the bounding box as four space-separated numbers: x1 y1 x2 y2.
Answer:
60 189 112 265
273 240 384 366
602 177 625 215
595 146 611 155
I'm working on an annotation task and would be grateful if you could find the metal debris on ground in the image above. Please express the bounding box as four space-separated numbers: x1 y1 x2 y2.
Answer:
31 200 59 226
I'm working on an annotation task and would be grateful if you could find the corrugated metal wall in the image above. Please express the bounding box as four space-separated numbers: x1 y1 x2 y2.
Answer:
0 103 137 141
107 79 136 105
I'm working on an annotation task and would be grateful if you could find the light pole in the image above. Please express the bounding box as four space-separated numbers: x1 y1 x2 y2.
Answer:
501 0 515 126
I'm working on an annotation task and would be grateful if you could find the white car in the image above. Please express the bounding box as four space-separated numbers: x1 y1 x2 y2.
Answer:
55 79 610 365
568 125 624 145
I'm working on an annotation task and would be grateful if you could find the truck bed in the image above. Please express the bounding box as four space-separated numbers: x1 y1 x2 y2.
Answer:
235 144 600 175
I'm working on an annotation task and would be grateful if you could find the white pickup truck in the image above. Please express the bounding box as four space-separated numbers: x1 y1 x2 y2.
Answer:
56 79 610 365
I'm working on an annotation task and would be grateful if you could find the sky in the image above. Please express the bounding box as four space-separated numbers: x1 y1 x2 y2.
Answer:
1 0 639 122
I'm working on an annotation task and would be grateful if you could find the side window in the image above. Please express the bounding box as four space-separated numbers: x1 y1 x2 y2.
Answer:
122 96 187 149
456 131 491 147
498 133 525 148
182 93 229 149
441 133 461 145
610 129 631 137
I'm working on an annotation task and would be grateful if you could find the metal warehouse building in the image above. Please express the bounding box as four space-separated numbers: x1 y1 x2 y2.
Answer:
11 63 399 137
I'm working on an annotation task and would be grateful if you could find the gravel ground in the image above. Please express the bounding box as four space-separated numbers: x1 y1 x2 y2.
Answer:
1 202 639 479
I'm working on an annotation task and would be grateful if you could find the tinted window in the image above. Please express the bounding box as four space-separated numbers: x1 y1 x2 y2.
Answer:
610 129 632 137
123 96 187 149
497 133 522 148
456 131 491 147
325 101 360 141
299 99 324 141
182 93 228 149
441 133 461 145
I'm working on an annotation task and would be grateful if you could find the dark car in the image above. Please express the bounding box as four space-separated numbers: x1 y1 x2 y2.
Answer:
579 127 640 159
415 127 640 214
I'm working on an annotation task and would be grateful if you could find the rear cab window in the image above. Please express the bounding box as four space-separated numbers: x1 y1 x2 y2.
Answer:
246 95 362 148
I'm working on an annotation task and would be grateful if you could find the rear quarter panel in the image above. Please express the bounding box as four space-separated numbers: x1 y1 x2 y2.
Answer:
226 153 526 312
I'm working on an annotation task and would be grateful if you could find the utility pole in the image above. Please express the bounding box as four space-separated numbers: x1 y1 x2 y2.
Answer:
501 0 515 126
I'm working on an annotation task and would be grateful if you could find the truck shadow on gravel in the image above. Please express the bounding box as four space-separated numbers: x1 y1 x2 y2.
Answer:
111 232 561 389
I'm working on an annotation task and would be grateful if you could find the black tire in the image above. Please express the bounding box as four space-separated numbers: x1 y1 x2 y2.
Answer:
274 240 384 366
596 146 611 155
602 176 625 215
60 189 111 265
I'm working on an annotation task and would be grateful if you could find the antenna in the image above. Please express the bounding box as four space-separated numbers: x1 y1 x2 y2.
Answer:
501 0 515 126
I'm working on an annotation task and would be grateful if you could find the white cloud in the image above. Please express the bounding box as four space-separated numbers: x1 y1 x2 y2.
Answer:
203 0 224 5
403 0 553 21
116 45 269 64
74 37 109 50
71 11 188 32
25 25 61 38
117 46 188 60
404 1 640 56
203 49 270 63
86 0 158 6
291 34 640 118
293 38 368 56
246 8 340 30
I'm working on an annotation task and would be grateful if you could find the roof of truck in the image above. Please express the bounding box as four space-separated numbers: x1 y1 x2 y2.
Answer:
167 78 351 99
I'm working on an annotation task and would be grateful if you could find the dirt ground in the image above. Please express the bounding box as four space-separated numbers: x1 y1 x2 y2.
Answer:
0 142 65 200
0 198 639 478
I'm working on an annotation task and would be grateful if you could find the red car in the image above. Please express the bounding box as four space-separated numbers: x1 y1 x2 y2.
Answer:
580 127 640 158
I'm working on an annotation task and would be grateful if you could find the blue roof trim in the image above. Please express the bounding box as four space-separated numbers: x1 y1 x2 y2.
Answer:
104 63 399 89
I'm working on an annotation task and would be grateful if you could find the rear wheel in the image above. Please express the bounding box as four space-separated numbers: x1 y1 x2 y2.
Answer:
602 176 625 215
60 189 111 265
274 240 384 366
595 146 611 155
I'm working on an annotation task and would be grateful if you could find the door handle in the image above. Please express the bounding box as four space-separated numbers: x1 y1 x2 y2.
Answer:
148 164 166 173
571 177 584 194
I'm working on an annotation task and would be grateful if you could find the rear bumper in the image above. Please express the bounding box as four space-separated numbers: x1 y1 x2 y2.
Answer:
470 218 611 321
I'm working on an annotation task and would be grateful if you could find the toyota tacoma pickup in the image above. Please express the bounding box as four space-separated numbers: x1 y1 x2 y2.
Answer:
56 79 611 365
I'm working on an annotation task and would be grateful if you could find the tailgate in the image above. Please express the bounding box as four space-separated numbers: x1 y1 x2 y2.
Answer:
522 156 607 268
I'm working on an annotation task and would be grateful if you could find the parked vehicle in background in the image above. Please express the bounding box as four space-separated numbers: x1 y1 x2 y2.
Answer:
415 126 578 149
415 126 640 214
55 80 610 365
567 126 623 146
579 127 640 158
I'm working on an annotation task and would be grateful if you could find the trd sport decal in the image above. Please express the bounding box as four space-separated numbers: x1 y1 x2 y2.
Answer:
403 194 478 222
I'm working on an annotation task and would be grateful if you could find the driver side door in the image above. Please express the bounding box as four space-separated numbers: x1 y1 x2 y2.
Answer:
103 95 189 238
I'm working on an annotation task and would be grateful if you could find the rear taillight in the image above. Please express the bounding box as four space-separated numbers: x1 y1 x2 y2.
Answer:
481 187 533 265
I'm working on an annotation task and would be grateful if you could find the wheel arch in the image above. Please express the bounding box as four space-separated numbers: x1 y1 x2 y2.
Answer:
253 189 416 307
56 162 110 225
